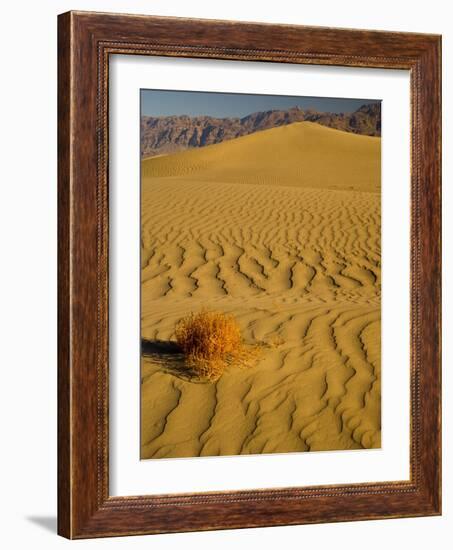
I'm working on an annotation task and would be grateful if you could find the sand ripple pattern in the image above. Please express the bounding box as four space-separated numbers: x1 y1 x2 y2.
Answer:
141 182 381 458
141 123 381 458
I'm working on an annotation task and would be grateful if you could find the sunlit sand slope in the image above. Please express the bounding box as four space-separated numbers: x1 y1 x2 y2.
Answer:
142 121 381 192
141 122 381 459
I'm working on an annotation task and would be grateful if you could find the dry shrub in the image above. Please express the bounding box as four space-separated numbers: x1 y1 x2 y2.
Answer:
175 310 259 381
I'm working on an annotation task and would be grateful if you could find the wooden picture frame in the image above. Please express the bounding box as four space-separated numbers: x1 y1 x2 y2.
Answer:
58 10 441 539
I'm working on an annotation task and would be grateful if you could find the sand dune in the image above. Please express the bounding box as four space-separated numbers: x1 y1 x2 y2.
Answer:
141 121 381 459
142 121 381 192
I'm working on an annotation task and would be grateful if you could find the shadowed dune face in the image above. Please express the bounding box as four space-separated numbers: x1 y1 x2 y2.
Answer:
140 121 381 459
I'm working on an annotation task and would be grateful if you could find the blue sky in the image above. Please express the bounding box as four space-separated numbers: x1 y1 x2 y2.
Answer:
141 89 380 118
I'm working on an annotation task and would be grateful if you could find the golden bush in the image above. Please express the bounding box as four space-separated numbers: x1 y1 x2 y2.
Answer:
175 310 259 381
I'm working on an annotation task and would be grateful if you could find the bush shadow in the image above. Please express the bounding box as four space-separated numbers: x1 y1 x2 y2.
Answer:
141 339 204 382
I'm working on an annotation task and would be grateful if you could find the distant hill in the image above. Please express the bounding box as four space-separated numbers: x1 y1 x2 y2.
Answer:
141 103 381 159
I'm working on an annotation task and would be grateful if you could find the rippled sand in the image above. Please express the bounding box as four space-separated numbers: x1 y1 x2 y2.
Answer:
140 122 381 459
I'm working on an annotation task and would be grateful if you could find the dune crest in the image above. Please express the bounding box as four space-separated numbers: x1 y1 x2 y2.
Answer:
142 122 381 192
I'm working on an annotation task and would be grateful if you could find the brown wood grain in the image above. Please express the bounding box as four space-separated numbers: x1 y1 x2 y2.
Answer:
57 10 442 539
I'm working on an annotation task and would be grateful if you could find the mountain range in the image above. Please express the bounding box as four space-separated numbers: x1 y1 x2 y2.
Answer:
141 102 381 158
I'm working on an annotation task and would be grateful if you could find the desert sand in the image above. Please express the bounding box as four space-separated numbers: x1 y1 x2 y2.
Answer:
141 121 381 459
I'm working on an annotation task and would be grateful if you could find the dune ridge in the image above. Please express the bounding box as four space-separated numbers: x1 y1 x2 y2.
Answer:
142 122 381 192
141 121 381 459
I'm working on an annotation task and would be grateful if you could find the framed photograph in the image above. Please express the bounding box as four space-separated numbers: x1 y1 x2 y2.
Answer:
58 11 441 538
